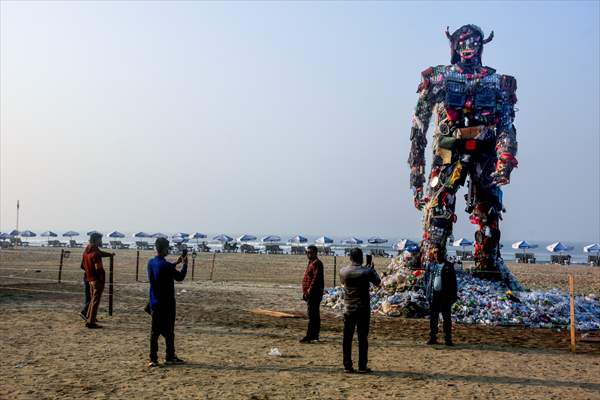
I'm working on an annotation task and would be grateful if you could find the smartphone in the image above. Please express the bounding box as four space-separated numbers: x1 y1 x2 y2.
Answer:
366 254 373 267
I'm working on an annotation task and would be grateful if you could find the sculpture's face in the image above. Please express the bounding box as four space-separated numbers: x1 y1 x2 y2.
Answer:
457 30 482 63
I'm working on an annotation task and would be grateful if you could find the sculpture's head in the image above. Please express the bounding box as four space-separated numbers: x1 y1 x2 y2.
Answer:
445 24 493 66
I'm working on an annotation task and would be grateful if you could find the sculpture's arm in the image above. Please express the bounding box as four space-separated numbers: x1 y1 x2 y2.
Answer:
408 67 436 209
493 75 518 186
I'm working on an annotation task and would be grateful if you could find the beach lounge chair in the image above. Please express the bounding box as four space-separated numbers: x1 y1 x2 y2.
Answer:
47 239 65 247
317 247 333 256
240 244 259 254
515 252 536 264
550 254 571 265
109 240 130 250
588 255 600 266
196 242 211 252
291 246 306 255
456 249 474 261
69 239 84 248
265 244 284 255
223 242 238 253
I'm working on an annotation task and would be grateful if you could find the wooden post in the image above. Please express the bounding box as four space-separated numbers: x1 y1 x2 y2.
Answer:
333 255 337 287
135 250 140 282
108 255 114 316
191 256 196 281
569 274 576 352
58 249 65 283
209 253 216 281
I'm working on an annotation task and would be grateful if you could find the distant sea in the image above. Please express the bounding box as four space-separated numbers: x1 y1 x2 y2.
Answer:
18 232 598 264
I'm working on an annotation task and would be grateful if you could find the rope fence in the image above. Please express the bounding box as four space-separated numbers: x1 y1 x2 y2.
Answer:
2 248 599 352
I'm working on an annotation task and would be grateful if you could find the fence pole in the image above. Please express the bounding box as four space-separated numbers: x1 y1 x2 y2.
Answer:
209 253 216 281
569 274 576 352
135 250 140 282
108 255 114 316
191 256 196 281
333 255 337 287
58 249 64 283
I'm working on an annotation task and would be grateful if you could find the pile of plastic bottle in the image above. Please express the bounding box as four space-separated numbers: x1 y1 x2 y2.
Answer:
322 254 600 331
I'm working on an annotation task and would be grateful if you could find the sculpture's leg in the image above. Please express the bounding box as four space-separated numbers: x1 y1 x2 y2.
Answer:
420 160 464 265
470 163 503 279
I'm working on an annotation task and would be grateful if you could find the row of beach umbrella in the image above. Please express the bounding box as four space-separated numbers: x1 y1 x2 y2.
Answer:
1 230 598 255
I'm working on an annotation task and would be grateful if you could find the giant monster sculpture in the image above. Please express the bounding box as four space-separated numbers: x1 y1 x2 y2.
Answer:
409 25 518 281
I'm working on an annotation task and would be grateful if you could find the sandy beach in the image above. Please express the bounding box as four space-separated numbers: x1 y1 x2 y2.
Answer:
1 248 599 399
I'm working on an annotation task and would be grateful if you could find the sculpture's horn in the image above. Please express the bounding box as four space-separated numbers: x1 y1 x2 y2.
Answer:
445 26 452 40
483 30 494 44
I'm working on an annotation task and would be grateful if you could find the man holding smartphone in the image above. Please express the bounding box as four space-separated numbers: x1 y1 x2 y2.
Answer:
339 248 381 373
147 238 188 367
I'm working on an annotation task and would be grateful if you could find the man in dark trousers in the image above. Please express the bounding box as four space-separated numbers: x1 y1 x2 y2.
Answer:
81 233 113 328
339 248 381 373
300 245 324 343
147 237 188 367
425 248 458 346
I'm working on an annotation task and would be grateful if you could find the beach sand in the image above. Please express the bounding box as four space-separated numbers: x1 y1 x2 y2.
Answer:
1 248 599 399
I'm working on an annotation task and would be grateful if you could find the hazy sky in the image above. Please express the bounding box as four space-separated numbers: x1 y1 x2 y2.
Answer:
1 1 599 242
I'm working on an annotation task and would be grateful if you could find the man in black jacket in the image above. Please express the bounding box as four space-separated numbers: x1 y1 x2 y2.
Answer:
425 248 458 346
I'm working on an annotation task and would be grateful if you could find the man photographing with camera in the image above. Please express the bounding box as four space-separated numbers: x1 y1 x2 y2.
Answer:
339 248 381 373
147 238 188 367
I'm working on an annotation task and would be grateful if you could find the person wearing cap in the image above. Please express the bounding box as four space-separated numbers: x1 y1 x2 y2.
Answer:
147 237 188 367
424 248 458 346
339 248 381 373
81 232 114 329
300 245 324 343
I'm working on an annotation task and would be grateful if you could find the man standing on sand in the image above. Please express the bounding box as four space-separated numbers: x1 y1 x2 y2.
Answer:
147 237 188 367
300 245 324 343
339 248 381 373
424 248 458 346
81 232 113 328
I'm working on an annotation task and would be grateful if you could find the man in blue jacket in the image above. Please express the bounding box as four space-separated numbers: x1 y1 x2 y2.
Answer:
147 237 188 367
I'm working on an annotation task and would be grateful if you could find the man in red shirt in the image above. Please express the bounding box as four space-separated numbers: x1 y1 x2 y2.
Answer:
82 233 113 329
300 245 324 343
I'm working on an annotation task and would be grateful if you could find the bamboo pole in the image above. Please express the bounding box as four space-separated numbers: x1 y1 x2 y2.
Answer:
108 255 114 316
135 250 140 282
209 253 216 281
58 249 64 283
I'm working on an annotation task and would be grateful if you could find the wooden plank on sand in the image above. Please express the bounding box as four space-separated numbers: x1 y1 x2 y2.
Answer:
248 308 302 318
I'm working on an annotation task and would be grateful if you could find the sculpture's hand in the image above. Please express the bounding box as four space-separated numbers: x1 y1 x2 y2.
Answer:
492 153 517 186
412 186 426 210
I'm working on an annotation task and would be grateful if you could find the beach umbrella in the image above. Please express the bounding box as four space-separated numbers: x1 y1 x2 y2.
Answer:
511 240 538 250
213 234 233 242
395 239 419 252
172 236 187 244
237 234 257 242
41 231 58 237
546 242 574 253
342 237 363 245
453 237 473 247
87 230 102 236
192 232 207 239
134 232 152 238
173 232 190 238
108 231 126 238
289 235 307 244
152 232 168 239
20 230 36 237
63 231 80 238
0 233 11 240
368 236 388 244
9 229 19 236
262 235 281 243
583 243 600 253
315 236 333 245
